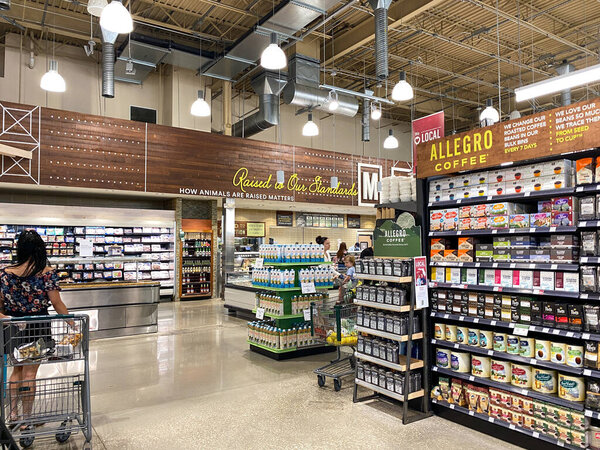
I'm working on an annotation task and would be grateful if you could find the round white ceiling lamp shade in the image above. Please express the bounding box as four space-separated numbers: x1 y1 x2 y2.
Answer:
100 0 133 34
327 90 339 111
87 0 108 17
391 71 414 102
191 90 211 117
370 103 382 120
480 98 500 124
302 113 319 137
260 33 286 70
383 129 399 149
40 60 66 93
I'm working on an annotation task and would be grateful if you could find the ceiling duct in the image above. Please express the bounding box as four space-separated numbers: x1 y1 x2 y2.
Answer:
101 28 118 98
204 0 339 81
282 54 358 117
232 70 287 138
555 60 575 106
368 0 392 81
362 89 372 142
0 0 9 10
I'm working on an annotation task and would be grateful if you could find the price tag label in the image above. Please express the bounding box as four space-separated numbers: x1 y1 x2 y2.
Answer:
255 308 265 320
583 333 591 340
454 344 459 349
428 232 433 237
542 328 549 333
509 229 515 234
490 321 497 326
584 369 592 376
550 227 557 232
492 230 498 234
585 410 594 418
433 366 438 372
533 432 540 438
444 314 450 319
457 199 462 204
529 326 537 332
530 359 538 365
469 411 474 416
488 417 495 423
475 263 481 268
509 424 516 430
510 263 516 269
254 258 264 269
457 231 462 236
301 282 316 294
509 323 515 328
529 228 536 234
552 329 560 335
551 264 557 270
524 192 531 197
566 332 574 337
488 350 494 356
449 404 455 409
459 316 465 322
557 441 564 447
473 318 480 323
432 339 437 344
303 308 311 321
492 263 499 268
428 202 433 207
577 186 584 192
487 196 493 201
513 325 529 337
582 293 589 299
469 376 475 381
521 389 528 396
582 257 589 263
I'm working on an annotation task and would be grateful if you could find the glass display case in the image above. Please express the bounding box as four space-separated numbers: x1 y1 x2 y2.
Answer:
233 251 259 273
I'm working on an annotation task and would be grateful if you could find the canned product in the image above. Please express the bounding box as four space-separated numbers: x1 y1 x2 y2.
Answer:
535 340 551 361
471 355 491 378
451 351 470 373
533 368 557 394
491 359 510 383
479 330 493 349
519 337 535 358
510 363 532 388
558 374 585 402
493 333 507 352
551 342 567 364
467 329 479 346
506 335 520 355
436 348 451 368
567 344 584 368
445 324 458 342
456 326 469 344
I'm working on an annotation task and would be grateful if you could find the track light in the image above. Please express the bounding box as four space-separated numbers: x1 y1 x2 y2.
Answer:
191 90 211 117
391 71 413 102
370 103 382 121
383 129 398 149
260 33 286 70
100 0 133 34
327 90 339 111
302 113 319 137
480 98 500 125
40 60 66 93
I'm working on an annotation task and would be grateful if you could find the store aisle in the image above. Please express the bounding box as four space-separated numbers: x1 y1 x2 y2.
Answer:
45 300 518 450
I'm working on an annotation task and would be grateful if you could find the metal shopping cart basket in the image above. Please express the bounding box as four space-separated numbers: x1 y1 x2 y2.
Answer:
311 301 358 391
0 315 92 449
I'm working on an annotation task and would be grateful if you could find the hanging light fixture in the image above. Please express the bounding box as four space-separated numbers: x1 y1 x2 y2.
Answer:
391 71 414 102
509 110 522 120
40 60 66 93
191 90 211 117
479 98 500 125
302 113 319 137
383 129 398 149
87 0 108 17
370 102 382 121
515 63 600 102
100 0 133 34
260 32 286 70
327 90 339 112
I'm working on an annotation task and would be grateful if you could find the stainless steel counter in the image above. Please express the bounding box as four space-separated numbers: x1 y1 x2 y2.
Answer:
60 282 160 339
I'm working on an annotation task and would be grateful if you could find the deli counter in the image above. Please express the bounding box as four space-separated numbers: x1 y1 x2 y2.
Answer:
223 252 259 316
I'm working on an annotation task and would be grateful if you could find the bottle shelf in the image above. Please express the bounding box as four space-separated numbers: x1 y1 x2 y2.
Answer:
355 326 423 342
355 379 424 402
353 299 412 313
356 274 413 283
355 352 423 372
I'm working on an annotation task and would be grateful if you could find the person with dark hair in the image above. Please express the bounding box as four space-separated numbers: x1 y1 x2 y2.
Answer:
0 230 70 429
336 242 348 262
360 247 374 259
315 235 331 262
351 242 361 252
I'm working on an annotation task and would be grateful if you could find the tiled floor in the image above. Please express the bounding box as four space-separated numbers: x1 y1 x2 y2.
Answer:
28 300 517 449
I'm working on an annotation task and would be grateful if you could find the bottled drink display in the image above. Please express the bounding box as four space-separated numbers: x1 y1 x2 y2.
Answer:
181 231 212 297
247 321 317 350
255 291 327 316
259 244 325 263
251 267 334 288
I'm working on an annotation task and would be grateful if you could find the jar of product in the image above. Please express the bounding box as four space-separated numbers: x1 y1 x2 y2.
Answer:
357 335 364 353
510 363 532 388
369 312 378 330
364 337 372 355
376 287 385 304
393 317 401 335
371 367 379 386
567 344 584 368
364 365 372 384
446 324 458 342
493 333 507 352
383 260 393 276
372 340 380 359
390 342 399 364
434 323 445 340
558 374 585 402
393 260 403 277
533 368 557 394
479 330 493 349
394 373 404 394
386 371 395 391
506 335 520 355
467 329 479 346
392 288 401 306
378 368 387 388
519 337 535 358
456 326 469 344
551 342 567 364
375 260 384 276
535 340 551 361
357 362 364 380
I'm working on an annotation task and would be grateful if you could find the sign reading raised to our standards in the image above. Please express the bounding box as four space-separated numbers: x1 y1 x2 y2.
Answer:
416 98 600 178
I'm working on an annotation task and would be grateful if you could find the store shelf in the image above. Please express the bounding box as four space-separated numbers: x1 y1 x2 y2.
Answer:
431 339 583 375
375 201 418 212
584 368 600 379
356 274 412 283
428 187 574 208
355 352 423 371
428 282 580 299
579 220 600 228
431 400 582 450
355 325 423 342
251 284 333 291
575 183 600 194
429 226 577 237
181 293 211 299
252 310 305 320
585 409 600 419
262 261 331 267
354 300 412 313
247 341 298 353
430 312 582 339
432 366 584 410
355 379 424 402
430 261 579 272
580 257 600 264
579 292 600 300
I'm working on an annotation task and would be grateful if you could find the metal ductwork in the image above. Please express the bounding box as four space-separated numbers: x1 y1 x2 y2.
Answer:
282 54 359 117
556 60 575 106
101 28 118 99
368 0 392 81
362 89 372 142
232 70 287 138
0 0 9 10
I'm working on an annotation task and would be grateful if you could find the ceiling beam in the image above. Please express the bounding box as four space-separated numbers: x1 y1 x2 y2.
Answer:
322 0 445 67
137 0 259 19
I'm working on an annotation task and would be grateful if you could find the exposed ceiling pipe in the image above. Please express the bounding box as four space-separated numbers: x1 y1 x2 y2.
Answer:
555 60 575 106
0 0 10 11
362 89 372 142
101 27 118 98
368 0 392 81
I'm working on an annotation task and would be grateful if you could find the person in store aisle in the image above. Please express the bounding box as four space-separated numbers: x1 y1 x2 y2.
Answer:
0 230 71 431
338 255 356 303
350 242 361 252
335 242 348 270
315 236 332 262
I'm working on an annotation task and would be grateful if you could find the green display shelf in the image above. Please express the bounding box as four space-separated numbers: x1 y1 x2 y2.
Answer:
246 340 298 353
252 310 305 320
263 261 332 267
251 284 334 291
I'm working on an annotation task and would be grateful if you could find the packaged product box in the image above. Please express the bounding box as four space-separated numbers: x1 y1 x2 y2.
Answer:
533 271 541 288
543 302 556 326
556 303 569 329
493 236 511 248
440 177 457 191
429 190 443 203
487 202 523 216
476 244 493 260
458 237 478 250
551 248 579 262
440 189 453 202
518 270 534 289
511 235 537 247
493 249 511 262
580 196 596 220
530 249 551 262
470 185 489 198
430 179 444 193
489 182 506 197
458 218 474 231
551 234 579 247
581 231 598 256
504 167 524 183
430 210 444 231
576 157 594 185
538 236 552 248
443 209 459 231
449 268 461 284
430 249 444 262
456 188 472 200
581 266 597 292
510 214 530 228
431 238 451 250
471 172 489 186
472 204 488 218
494 269 502 286
552 211 577 227
555 272 564 290
511 248 530 261
501 307 512 321
569 304 584 330
552 196 577 212
489 215 509 229
446 189 462 202
538 200 553 213
501 270 513 287
505 180 526 195
459 205 473 218
512 271 521 287
444 250 458 262
490 169 506 184
511 307 520 323
484 269 496 286
456 175 472 189
457 249 474 262
548 173 570 190
466 268 478 284
564 273 580 293
531 212 552 228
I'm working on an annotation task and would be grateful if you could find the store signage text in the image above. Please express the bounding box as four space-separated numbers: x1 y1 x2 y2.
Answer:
358 163 382 206
429 130 492 172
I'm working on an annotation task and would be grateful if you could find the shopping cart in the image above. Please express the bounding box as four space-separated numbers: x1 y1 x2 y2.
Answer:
311 301 358 391
0 315 92 449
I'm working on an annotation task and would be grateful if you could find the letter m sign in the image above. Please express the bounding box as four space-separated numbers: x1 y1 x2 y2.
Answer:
357 163 382 207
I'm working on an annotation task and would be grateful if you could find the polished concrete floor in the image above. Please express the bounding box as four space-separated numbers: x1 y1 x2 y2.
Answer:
34 300 518 449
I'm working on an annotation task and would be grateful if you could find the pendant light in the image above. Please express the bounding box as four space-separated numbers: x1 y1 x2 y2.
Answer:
327 90 339 112
479 98 500 124
302 113 319 137
383 129 398 149
191 90 211 117
391 71 413 102
509 110 521 120
41 60 66 92
370 103 382 121
87 0 108 17
260 32 286 70
100 0 133 34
